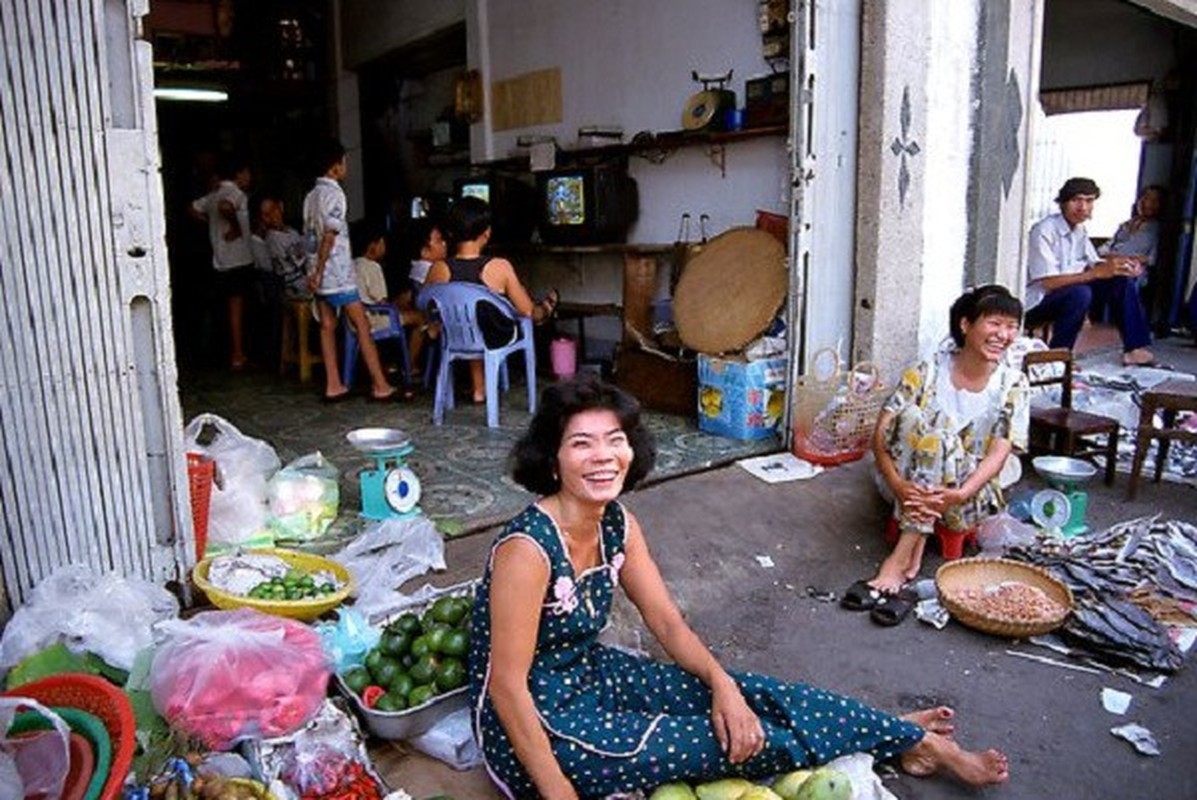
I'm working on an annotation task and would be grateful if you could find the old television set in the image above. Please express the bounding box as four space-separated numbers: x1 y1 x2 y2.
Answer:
453 174 537 243
536 162 638 245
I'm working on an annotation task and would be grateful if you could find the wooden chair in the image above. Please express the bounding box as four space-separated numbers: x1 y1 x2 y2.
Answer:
279 299 323 383
1021 348 1119 485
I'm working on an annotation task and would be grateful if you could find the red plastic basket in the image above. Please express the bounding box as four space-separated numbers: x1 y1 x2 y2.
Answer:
3 673 136 800
187 452 215 560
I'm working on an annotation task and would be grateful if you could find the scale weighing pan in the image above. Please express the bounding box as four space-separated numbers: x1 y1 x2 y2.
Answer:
1032 456 1097 488
346 428 411 453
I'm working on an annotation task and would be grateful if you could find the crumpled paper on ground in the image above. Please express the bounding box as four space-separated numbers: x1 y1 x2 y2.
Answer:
333 516 445 620
1110 722 1160 756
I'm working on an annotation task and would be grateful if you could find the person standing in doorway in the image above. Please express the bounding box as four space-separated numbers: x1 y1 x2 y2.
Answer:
190 154 254 370
302 139 397 402
1023 177 1154 366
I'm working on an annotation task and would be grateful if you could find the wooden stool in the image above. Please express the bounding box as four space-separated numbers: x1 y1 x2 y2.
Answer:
1127 377 1197 499
279 299 322 383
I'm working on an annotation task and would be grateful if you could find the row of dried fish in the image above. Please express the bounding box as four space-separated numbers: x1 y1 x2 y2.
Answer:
1006 516 1196 673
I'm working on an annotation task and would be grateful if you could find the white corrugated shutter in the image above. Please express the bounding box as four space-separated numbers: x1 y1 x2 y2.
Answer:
0 0 192 612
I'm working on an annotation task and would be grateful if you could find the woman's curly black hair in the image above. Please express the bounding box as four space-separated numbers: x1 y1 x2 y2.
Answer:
948 284 1023 348
510 377 657 496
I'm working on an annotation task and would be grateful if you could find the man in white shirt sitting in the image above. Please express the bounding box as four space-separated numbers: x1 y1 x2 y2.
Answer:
1023 177 1153 366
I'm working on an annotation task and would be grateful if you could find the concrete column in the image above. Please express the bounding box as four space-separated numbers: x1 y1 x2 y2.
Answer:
854 0 1042 379
853 0 934 377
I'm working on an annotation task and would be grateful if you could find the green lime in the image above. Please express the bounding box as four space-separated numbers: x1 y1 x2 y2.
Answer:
410 634 433 660
389 671 414 699
390 613 421 636
299 575 315 588
370 656 402 688
400 652 416 670
342 666 371 694
374 692 407 713
441 628 469 657
285 567 305 581
431 596 468 626
426 626 451 654
420 608 440 634
407 683 436 708
364 648 385 675
380 630 411 658
434 657 467 692
409 654 440 685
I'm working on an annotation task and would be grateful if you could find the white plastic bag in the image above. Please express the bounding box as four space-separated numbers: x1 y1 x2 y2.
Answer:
409 707 482 770
267 452 339 542
184 413 281 550
333 516 445 620
0 697 71 800
0 565 179 673
977 511 1039 553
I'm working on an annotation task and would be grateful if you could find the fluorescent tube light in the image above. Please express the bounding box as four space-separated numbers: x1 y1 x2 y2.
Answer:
153 87 229 102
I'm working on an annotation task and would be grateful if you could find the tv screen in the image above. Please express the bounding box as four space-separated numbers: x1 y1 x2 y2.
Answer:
459 182 490 204
453 175 536 243
545 175 586 226
537 163 637 245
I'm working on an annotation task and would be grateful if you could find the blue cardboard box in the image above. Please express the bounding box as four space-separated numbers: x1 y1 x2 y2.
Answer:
697 354 787 440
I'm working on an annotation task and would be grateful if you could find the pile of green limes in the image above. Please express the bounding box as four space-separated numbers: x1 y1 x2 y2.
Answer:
246 567 338 601
341 593 473 713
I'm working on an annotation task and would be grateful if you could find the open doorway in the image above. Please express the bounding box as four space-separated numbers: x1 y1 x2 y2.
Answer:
1037 0 1197 332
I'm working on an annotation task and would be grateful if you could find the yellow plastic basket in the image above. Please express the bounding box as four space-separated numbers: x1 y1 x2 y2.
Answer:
192 548 355 622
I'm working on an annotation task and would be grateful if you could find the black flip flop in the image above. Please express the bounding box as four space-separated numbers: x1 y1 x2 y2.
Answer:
840 579 881 612
871 587 918 626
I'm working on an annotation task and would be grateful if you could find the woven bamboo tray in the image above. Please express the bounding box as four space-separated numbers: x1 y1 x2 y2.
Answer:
935 557 1073 638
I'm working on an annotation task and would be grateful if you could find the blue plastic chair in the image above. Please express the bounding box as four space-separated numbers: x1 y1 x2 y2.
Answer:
341 303 411 388
417 282 536 427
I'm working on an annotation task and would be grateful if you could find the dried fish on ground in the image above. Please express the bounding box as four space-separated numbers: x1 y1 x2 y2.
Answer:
1005 516 1195 673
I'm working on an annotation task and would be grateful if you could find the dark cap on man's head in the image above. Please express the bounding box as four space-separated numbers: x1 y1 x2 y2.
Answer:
1056 177 1101 203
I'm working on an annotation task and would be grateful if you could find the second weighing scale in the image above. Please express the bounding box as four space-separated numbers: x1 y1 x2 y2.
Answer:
1031 456 1098 538
346 428 422 521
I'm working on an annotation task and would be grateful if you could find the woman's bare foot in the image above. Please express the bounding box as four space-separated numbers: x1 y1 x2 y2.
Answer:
901 732 1008 786
901 706 955 736
1122 347 1154 366
870 531 922 594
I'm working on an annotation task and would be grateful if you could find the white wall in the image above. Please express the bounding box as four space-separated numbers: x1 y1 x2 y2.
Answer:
476 0 789 244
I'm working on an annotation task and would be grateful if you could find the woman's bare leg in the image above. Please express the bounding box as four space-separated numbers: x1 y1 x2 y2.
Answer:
901 731 1008 786
318 303 348 398
869 531 922 593
904 535 928 581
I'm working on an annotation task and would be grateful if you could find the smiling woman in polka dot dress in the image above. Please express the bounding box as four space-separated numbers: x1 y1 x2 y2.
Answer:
467 378 1010 799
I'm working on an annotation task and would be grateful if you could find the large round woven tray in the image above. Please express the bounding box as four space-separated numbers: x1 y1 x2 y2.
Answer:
936 557 1073 638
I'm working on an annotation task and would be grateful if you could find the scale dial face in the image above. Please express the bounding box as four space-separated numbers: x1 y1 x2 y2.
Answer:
383 466 421 514
1031 489 1071 530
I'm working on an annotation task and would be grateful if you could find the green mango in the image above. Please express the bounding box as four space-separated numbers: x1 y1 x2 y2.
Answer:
793 768 852 800
739 788 783 800
649 782 698 800
695 778 754 800
771 769 813 800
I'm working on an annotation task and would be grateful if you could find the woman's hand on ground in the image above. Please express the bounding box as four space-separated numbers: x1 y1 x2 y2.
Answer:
709 678 765 764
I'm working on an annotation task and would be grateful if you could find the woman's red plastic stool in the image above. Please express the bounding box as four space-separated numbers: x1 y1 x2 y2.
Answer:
883 517 975 560
934 522 976 560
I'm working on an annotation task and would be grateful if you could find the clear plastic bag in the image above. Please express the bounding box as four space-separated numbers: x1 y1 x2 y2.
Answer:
0 697 71 800
977 511 1039 553
409 707 483 770
0 564 179 673
150 609 330 749
267 452 339 542
333 516 446 620
184 413 281 550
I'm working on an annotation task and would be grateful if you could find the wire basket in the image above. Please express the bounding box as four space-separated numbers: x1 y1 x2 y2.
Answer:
792 349 887 465
186 452 215 561
936 557 1073 638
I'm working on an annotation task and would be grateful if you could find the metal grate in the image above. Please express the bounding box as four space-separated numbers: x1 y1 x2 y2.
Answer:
0 0 192 612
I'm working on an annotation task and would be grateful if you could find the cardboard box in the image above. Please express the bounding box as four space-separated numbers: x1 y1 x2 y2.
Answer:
697 354 787 440
614 346 696 418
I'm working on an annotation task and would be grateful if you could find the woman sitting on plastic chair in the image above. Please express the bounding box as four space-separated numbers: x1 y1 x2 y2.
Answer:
424 196 559 403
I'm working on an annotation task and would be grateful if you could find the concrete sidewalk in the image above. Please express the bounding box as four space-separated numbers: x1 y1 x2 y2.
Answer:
373 336 1197 799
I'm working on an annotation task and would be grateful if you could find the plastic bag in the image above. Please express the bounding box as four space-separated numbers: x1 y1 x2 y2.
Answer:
184 413 281 550
313 608 381 673
0 697 71 800
333 516 446 621
267 452 339 542
150 609 330 749
0 564 179 674
409 707 483 770
977 512 1039 553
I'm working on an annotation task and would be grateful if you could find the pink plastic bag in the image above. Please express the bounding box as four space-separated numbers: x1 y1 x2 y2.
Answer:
0 697 70 800
150 609 330 749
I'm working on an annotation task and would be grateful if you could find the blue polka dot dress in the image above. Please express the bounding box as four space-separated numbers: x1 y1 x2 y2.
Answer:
467 502 924 799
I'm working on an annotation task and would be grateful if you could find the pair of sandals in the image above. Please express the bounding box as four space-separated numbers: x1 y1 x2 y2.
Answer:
841 579 918 626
